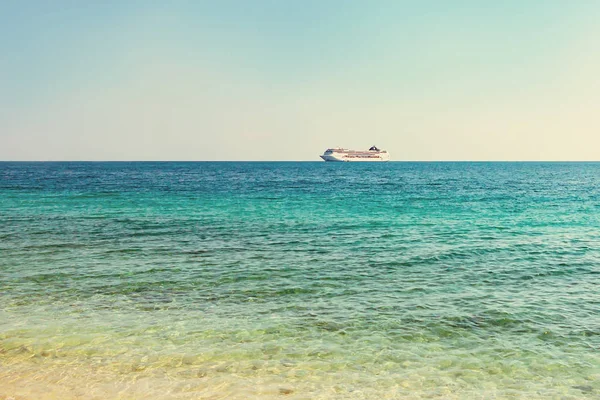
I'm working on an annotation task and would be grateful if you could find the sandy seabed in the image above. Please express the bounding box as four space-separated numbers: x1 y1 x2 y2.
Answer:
1 358 596 400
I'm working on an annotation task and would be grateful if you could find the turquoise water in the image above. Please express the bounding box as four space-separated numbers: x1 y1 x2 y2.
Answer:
1 162 599 399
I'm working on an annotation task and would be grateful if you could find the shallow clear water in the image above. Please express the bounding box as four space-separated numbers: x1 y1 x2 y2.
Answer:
1 162 599 399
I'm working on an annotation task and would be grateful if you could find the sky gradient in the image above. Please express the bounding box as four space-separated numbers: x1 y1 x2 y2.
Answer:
1 1 599 161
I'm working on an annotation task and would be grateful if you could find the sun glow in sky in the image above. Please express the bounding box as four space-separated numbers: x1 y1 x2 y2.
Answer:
1 1 599 160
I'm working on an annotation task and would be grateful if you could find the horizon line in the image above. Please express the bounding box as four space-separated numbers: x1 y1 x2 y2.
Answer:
1 160 600 163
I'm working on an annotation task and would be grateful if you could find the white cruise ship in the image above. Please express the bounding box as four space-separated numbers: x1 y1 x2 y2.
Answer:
320 146 390 162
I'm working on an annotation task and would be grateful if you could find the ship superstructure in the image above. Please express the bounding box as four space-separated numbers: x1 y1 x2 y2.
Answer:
320 146 390 162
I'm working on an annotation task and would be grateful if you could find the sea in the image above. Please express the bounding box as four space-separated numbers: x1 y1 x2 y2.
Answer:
1 161 599 399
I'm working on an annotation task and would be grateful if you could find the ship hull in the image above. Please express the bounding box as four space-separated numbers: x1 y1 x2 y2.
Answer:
320 155 344 162
321 156 389 162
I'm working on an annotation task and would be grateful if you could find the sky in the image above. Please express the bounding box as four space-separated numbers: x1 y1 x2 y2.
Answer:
1 1 599 161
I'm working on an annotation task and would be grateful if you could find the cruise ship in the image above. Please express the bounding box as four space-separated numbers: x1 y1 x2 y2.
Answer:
320 146 390 162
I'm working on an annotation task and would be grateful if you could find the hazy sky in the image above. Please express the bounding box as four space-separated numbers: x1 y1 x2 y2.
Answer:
1 1 599 161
